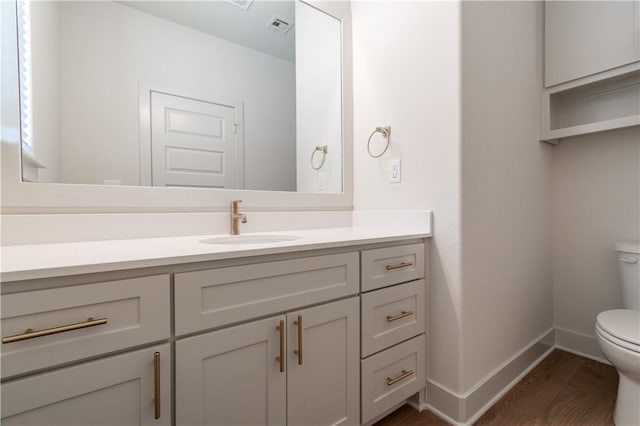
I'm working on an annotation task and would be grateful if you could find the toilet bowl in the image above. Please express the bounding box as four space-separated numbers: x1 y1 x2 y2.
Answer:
595 241 640 426
596 310 640 426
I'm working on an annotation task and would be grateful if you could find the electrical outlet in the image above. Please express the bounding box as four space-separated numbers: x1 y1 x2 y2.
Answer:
390 159 401 183
318 172 326 191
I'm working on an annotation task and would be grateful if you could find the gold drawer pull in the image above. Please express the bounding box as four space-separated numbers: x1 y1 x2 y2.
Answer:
385 262 413 271
294 315 303 365
387 369 414 386
386 310 414 322
154 351 161 419
276 320 285 373
2 317 108 344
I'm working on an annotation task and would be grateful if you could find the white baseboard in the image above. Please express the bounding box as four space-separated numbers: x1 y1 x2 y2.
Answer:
425 326 614 423
385 325 610 424
463 344 555 425
554 327 608 364
426 379 463 422
424 403 462 426
427 328 556 424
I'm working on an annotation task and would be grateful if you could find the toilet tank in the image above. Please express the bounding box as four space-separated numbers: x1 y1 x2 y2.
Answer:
617 241 640 310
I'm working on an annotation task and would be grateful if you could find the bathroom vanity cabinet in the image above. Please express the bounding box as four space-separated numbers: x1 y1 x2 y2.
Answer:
0 234 428 426
173 253 360 425
176 297 359 425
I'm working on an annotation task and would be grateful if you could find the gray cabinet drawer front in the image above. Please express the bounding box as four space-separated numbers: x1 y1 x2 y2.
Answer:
174 252 359 335
361 243 424 292
361 335 426 424
1 275 170 378
361 280 425 357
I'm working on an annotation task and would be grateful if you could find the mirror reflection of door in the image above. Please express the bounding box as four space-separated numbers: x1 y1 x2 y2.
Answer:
13 0 342 193
150 91 244 188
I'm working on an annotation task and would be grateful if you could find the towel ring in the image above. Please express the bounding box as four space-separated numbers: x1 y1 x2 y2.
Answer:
367 126 391 158
311 145 328 170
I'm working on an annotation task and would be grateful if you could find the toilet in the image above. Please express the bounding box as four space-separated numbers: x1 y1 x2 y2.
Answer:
595 241 640 426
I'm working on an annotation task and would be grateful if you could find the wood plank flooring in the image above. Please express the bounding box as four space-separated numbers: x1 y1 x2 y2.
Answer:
374 349 618 426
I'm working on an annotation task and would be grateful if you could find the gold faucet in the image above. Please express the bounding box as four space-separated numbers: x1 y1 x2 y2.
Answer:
230 200 247 235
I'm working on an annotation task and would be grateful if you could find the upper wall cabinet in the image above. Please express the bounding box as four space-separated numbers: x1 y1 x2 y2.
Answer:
545 1 640 87
540 1 640 143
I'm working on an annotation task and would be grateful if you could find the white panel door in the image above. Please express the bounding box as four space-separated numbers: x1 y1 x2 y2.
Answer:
151 91 243 188
175 315 287 426
1 343 171 426
287 297 360 426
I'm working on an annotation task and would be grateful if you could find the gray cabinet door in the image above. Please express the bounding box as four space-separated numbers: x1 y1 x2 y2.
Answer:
1 343 171 426
545 1 640 87
287 297 360 426
175 315 287 426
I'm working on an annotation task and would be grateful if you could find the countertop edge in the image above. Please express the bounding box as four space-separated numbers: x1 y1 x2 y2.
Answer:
1 231 431 283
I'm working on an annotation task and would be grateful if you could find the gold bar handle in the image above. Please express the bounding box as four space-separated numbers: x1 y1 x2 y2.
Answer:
154 351 161 419
276 320 285 373
294 315 303 365
2 317 108 344
386 369 414 386
386 310 414 322
385 262 413 271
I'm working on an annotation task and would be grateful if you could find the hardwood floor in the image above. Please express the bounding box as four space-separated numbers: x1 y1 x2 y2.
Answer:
374 349 618 426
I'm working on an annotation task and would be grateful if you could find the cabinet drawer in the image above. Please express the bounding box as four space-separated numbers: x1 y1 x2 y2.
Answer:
174 252 359 335
1 275 170 378
361 334 425 424
361 280 425 357
361 243 424 292
1 343 171 426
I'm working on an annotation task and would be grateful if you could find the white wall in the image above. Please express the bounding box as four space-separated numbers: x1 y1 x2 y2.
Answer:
295 1 342 193
56 1 295 190
553 127 640 340
351 0 463 394
460 0 553 392
353 1 554 415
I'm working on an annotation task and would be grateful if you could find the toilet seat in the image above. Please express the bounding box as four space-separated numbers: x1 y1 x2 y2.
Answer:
596 309 640 353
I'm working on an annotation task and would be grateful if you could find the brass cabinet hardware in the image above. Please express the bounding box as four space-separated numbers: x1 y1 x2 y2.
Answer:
276 320 285 373
2 317 108 344
293 315 303 365
385 262 413 271
386 310 414 322
386 369 414 386
154 351 161 419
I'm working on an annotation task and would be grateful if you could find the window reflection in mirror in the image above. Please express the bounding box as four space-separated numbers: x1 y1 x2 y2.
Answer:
17 0 342 193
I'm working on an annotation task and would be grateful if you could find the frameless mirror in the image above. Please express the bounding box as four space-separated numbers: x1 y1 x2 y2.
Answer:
17 0 343 193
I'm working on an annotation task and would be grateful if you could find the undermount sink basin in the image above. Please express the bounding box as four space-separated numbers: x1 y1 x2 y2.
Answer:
200 234 302 245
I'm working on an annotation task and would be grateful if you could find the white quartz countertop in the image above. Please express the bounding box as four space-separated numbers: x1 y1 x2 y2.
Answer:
1 227 431 282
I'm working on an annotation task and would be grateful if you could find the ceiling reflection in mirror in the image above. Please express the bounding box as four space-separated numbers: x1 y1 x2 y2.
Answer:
18 0 342 193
